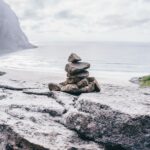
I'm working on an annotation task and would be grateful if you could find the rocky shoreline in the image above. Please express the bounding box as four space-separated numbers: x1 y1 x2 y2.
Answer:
0 70 150 150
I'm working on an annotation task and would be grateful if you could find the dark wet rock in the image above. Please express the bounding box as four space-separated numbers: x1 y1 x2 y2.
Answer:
67 71 89 79
0 71 6 76
68 53 81 63
64 93 150 150
77 78 89 88
65 62 90 75
48 83 61 91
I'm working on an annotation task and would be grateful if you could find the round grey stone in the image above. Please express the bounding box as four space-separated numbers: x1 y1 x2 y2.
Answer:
48 83 61 91
68 53 81 63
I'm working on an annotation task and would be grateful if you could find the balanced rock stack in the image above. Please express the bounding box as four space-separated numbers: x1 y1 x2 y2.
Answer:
48 53 100 95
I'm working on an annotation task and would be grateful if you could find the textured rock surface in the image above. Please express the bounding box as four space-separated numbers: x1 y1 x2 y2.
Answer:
0 87 103 150
64 85 150 150
0 74 150 150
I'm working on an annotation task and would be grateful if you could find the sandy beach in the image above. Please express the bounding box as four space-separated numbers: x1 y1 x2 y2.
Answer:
0 67 148 86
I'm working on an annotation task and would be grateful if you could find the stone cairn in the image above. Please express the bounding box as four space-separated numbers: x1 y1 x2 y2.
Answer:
48 53 100 95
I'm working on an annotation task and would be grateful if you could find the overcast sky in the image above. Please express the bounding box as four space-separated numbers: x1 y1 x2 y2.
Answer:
5 0 150 42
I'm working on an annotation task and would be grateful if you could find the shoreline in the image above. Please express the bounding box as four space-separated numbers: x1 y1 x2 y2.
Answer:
0 67 148 87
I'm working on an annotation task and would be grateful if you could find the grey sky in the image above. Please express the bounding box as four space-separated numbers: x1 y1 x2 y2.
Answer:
5 0 150 42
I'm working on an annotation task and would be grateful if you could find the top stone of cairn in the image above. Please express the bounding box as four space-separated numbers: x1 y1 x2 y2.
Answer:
68 53 81 63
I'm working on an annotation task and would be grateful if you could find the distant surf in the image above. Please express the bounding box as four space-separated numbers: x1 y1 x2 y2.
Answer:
0 42 150 74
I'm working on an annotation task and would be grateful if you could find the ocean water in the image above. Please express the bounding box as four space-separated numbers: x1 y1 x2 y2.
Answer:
0 42 150 74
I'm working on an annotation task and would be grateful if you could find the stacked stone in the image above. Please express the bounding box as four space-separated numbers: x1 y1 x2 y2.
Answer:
48 53 100 95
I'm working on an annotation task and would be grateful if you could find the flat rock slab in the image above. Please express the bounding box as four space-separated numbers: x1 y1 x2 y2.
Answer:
65 62 90 74
23 88 52 96
0 91 65 117
52 91 77 110
0 111 103 150
0 90 103 150
0 79 39 90
64 90 150 150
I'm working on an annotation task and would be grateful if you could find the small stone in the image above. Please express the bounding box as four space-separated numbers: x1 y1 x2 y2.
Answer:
87 77 95 82
68 53 81 63
67 71 89 79
61 84 79 94
48 83 61 91
65 62 90 75
67 78 82 84
80 82 95 93
0 71 6 76
77 78 89 88
93 79 101 92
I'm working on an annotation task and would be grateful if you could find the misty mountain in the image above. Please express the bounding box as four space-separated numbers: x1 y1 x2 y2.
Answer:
0 0 34 51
